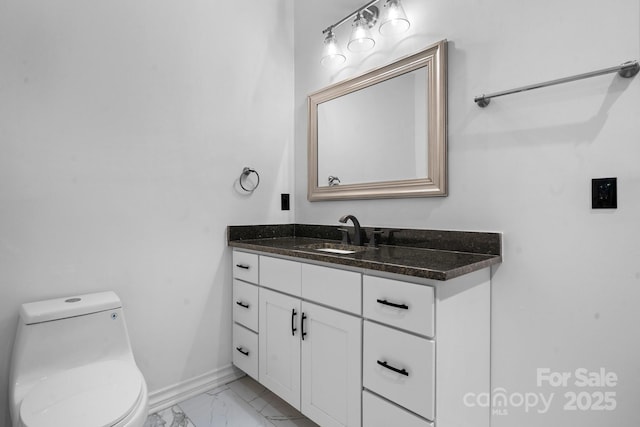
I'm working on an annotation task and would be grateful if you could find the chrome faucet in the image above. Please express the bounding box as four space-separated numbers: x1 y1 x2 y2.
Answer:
338 214 364 246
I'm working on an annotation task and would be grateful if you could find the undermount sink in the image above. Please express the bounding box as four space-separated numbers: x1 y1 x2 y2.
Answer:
296 242 368 255
317 247 358 255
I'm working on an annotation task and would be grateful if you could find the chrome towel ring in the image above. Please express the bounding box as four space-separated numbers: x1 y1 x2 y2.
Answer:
239 167 260 192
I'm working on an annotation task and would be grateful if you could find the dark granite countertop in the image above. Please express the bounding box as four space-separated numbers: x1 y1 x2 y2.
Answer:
227 224 501 281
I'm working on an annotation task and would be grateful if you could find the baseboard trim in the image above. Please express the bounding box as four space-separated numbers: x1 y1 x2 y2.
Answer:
147 364 245 413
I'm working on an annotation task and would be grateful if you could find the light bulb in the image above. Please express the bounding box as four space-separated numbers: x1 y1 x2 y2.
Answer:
320 30 346 68
379 0 410 36
348 13 375 53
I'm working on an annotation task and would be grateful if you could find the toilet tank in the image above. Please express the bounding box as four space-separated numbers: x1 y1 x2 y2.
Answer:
10 292 137 393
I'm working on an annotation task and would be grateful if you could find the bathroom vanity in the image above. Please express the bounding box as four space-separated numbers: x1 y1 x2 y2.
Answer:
228 224 501 427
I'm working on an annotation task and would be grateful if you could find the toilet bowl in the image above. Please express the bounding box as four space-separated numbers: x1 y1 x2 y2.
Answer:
9 291 148 427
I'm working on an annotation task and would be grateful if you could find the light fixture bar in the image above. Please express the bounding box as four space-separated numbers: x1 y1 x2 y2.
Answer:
322 0 381 34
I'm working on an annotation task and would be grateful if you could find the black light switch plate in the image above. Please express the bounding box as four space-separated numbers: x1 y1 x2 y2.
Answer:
592 177 617 209
281 193 290 211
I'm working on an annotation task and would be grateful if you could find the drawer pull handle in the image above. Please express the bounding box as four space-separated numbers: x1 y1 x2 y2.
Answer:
236 264 250 270
236 301 250 309
376 299 409 310
291 309 297 336
236 347 249 356
377 360 409 376
301 313 307 340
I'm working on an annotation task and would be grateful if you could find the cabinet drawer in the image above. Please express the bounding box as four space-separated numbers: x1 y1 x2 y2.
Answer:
302 264 361 315
233 324 258 380
363 390 432 427
363 321 435 421
233 279 259 332
260 256 301 296
233 251 259 284
363 275 434 338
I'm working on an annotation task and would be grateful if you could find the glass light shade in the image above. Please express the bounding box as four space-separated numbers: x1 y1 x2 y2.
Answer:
347 14 375 52
379 0 410 36
320 31 346 68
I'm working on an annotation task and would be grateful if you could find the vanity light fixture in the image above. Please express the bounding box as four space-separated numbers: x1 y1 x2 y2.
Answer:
379 0 410 36
320 0 411 67
347 11 377 52
321 29 347 67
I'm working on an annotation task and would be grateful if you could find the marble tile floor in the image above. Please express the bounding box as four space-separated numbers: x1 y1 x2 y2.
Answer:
144 375 319 427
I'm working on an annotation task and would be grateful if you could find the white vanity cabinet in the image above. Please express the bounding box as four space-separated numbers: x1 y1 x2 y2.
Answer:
362 275 435 422
362 271 490 427
231 252 260 380
243 252 362 427
231 249 490 427
259 288 361 427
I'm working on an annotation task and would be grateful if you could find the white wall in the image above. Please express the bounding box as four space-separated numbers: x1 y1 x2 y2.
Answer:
0 0 293 424
295 0 640 426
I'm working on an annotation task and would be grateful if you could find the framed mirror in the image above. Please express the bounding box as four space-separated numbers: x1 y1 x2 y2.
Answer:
307 39 447 201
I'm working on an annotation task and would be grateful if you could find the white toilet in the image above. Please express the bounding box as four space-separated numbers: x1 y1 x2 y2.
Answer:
9 291 149 427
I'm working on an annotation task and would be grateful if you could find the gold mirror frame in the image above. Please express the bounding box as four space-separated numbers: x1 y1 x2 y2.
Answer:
307 39 447 201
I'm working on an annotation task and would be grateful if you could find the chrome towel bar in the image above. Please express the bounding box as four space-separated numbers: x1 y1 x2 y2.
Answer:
474 60 639 107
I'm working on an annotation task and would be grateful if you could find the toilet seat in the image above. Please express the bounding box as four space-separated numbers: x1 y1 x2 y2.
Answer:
19 360 144 427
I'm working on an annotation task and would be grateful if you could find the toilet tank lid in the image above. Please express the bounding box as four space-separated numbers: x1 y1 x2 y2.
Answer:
20 291 122 325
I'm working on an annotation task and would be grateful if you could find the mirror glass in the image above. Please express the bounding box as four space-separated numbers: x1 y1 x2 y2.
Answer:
317 67 428 186
308 39 447 201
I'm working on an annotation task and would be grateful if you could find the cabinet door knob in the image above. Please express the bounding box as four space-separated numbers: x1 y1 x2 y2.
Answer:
235 264 250 270
291 309 298 336
236 347 249 356
236 301 250 309
376 299 409 310
377 360 409 376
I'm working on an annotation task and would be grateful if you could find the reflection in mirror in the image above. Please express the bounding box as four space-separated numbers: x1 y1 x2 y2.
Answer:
308 39 447 201
317 67 428 186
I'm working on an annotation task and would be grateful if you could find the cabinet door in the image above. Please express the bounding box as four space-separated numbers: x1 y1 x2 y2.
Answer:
259 288 301 409
301 301 362 427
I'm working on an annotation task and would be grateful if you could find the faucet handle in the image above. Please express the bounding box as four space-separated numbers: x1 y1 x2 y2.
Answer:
337 227 351 245
367 228 384 248
386 229 402 245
